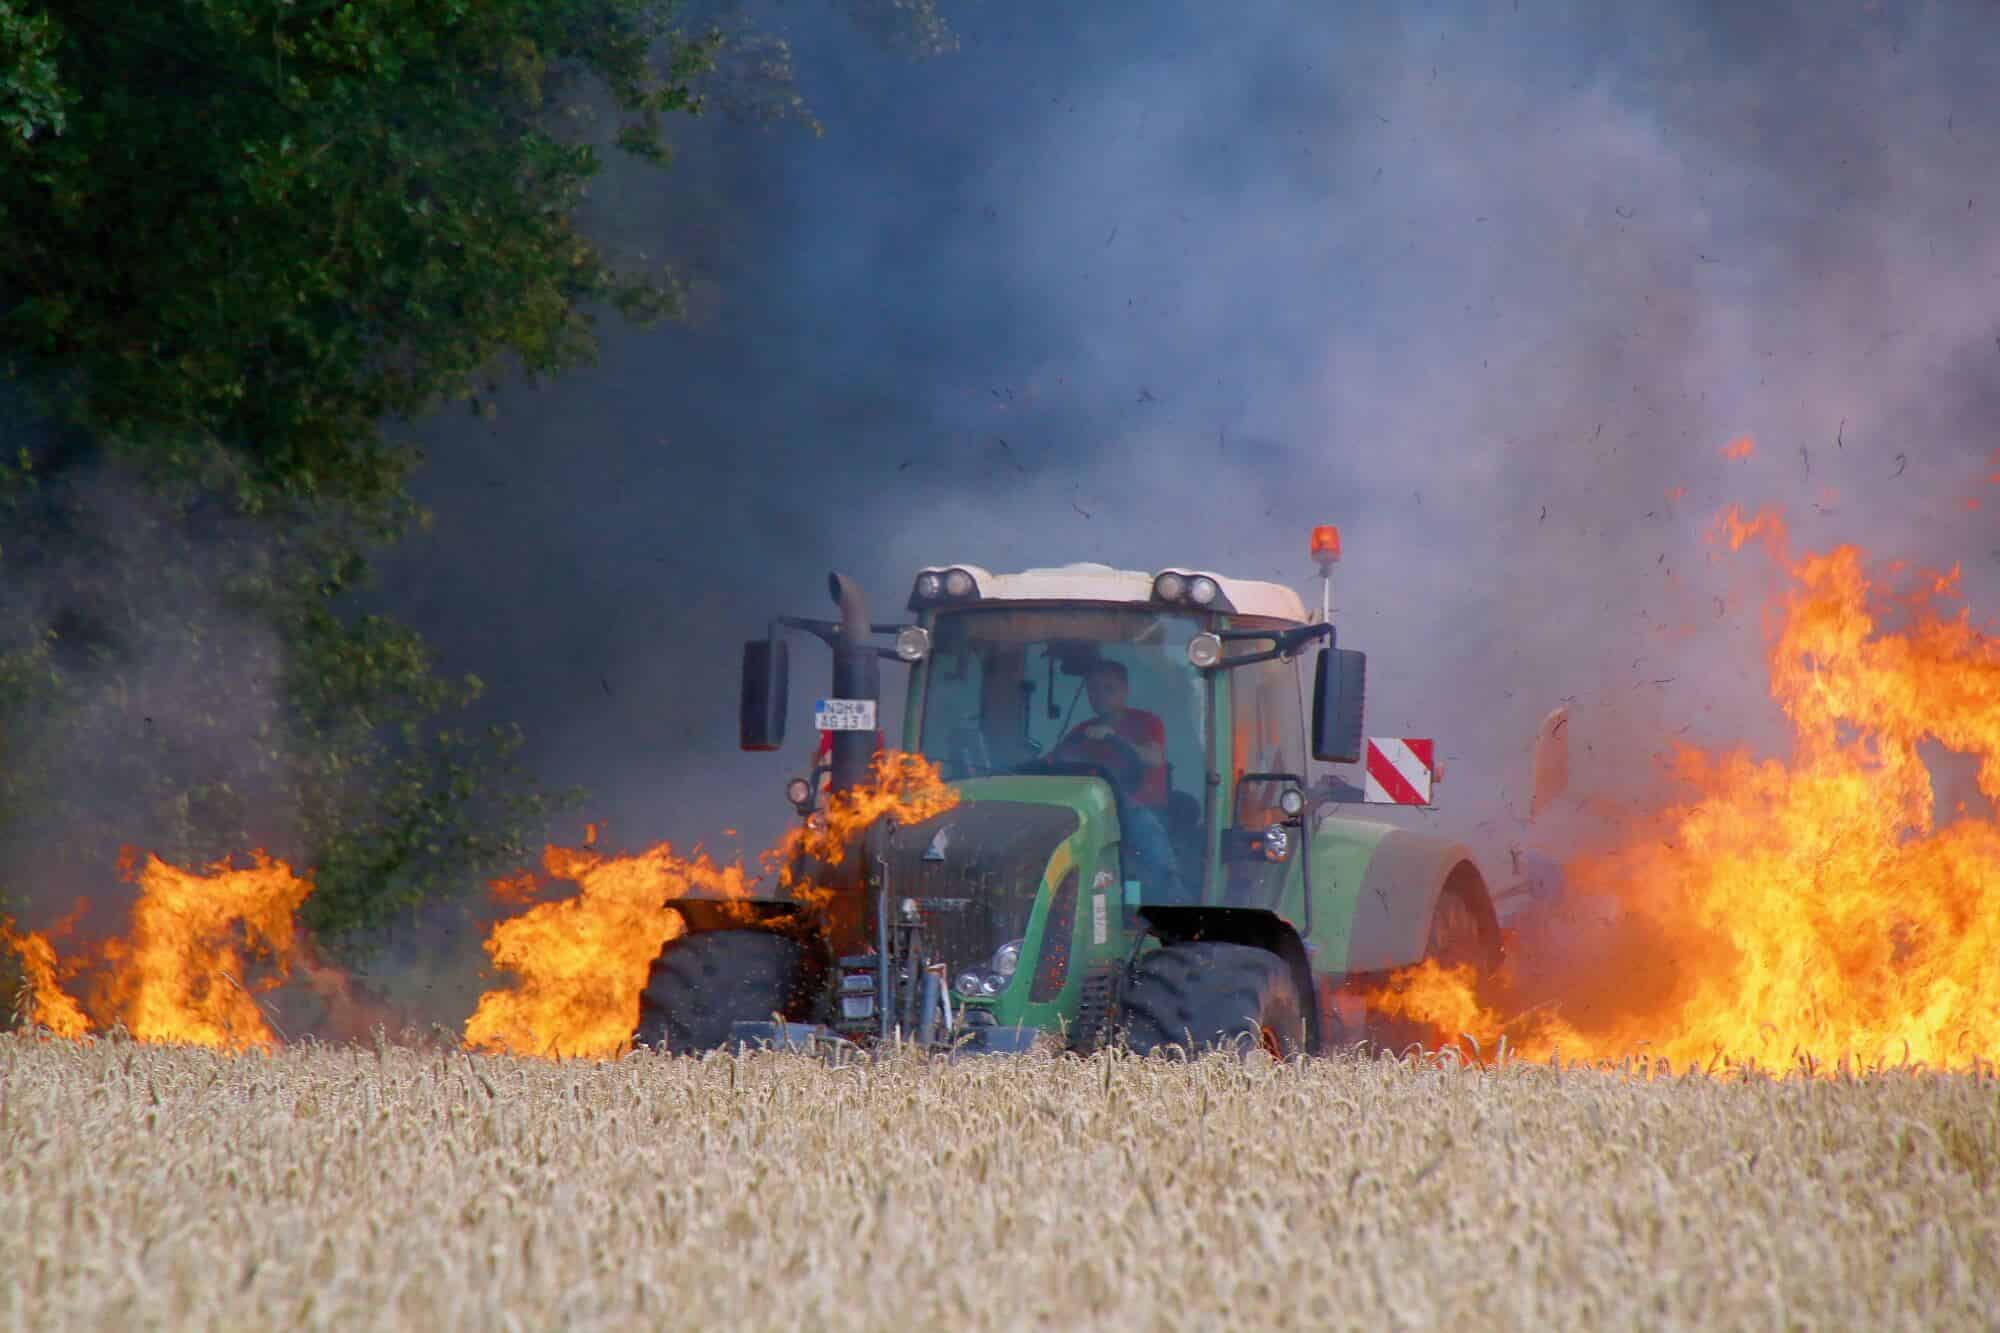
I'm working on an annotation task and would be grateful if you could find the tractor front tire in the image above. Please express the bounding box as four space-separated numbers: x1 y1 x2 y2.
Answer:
635 928 821 1053
1118 942 1305 1058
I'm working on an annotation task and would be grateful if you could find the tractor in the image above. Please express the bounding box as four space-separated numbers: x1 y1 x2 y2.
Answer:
635 528 1511 1056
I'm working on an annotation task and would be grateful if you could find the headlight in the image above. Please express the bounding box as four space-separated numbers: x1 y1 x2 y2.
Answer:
1261 825 1291 862
989 940 1022 979
913 568 980 607
955 970 988 998
1153 572 1186 602
1278 787 1305 817
1187 575 1219 606
1187 632 1223 669
785 777 812 806
894 625 931 662
979 974 1003 996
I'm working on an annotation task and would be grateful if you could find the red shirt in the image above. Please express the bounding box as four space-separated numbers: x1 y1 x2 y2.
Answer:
1063 709 1168 807
814 730 886 771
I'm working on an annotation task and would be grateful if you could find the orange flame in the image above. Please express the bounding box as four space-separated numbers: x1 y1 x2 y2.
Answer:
462 842 755 1059
98 851 311 1049
3 850 313 1049
779 750 961 903
464 751 959 1057
487 868 541 907
1722 435 1756 460
1378 508 2000 1071
1 920 91 1038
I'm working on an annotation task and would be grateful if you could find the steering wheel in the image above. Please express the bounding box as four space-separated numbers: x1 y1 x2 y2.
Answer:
1042 728 1147 790
946 720 995 779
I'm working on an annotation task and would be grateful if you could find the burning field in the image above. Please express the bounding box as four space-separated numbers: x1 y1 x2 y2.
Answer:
3 506 2000 1329
2 751 960 1059
6 505 1998 1074
1373 506 2000 1072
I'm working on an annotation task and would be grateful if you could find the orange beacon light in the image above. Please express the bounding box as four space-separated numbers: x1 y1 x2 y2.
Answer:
1310 524 1342 566
1310 525 1341 622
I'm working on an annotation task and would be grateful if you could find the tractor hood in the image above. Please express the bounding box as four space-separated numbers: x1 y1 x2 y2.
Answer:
872 776 1113 979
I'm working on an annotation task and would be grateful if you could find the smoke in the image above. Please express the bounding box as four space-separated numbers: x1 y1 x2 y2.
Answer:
0 459 297 930
0 1 1988 1042
367 2 1999 899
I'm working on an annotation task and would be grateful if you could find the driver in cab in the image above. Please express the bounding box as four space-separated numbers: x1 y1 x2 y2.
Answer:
1052 660 1184 899
1057 660 1167 809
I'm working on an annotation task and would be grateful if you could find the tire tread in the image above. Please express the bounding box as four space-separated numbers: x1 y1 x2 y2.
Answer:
635 928 817 1052
1118 941 1302 1056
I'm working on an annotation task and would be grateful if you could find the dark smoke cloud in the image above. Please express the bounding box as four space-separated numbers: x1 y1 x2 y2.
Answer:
375 0 2000 888
0 460 295 915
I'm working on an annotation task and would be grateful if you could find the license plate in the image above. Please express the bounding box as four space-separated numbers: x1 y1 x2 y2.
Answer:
814 698 877 732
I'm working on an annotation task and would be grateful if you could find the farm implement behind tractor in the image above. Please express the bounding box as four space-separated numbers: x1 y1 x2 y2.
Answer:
636 528 1549 1057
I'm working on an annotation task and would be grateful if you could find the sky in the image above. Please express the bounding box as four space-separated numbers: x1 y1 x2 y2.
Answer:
373 0 2000 880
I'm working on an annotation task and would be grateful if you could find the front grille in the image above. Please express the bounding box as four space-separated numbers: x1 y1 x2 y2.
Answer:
877 802 1081 974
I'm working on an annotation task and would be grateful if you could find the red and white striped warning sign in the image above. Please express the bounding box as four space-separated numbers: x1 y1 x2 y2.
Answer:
1363 737 1435 806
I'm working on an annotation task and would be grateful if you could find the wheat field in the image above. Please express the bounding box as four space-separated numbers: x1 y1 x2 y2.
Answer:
2 1035 1996 1331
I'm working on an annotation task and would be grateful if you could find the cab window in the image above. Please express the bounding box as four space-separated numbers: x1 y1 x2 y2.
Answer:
917 606 1208 812
1227 650 1306 829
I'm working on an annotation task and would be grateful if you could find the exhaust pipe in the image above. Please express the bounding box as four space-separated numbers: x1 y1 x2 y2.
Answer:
829 572 869 644
826 571 878 794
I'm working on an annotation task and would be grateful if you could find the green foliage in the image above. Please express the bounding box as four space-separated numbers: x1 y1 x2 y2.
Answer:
283 601 585 941
0 0 957 948
0 2 714 941
0 422 587 947
2 1 721 524
0 2 66 143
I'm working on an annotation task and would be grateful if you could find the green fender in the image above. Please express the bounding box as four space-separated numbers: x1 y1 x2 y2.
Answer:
1306 815 1495 977
1348 829 1493 974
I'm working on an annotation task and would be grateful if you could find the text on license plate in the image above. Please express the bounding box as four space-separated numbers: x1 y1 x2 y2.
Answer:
814 698 877 732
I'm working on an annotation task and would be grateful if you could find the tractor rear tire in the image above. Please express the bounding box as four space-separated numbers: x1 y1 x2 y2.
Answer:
1366 878 1501 1058
634 928 821 1053
1117 942 1305 1058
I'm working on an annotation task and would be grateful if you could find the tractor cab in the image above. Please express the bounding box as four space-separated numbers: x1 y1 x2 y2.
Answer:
899 565 1348 914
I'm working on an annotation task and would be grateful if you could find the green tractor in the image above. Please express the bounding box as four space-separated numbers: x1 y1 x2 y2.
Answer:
636 531 1502 1056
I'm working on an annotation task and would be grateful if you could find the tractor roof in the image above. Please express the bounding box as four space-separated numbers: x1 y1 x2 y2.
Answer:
912 562 1308 623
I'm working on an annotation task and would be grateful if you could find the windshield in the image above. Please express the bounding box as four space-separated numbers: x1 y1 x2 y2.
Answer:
916 606 1209 809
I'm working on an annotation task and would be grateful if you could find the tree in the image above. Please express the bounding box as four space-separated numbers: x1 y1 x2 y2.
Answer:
0 0 959 960
0 1 721 945
4 1 724 514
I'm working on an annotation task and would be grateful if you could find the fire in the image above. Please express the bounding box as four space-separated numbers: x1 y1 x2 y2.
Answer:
464 751 958 1057
462 842 753 1058
780 750 960 902
1 920 91 1039
1378 508 2000 1071
1722 435 1756 460
4 754 958 1059
3 850 313 1049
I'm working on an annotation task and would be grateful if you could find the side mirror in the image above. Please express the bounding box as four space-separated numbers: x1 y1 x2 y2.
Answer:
1310 647 1365 763
740 637 789 751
